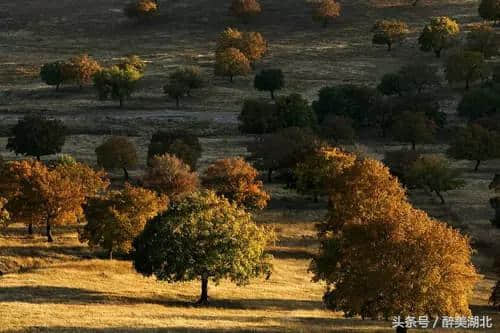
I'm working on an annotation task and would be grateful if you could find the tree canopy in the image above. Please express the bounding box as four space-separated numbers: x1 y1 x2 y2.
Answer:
418 16 460 58
147 130 202 169
371 19 409 51
95 136 138 180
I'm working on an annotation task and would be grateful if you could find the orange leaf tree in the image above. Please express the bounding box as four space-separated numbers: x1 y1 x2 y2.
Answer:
215 47 251 82
312 0 341 27
230 0 262 23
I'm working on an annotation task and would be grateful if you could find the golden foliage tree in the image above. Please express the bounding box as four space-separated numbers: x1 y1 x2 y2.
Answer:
124 0 158 20
216 28 267 63
230 0 262 23
0 160 108 241
80 184 168 259
143 154 199 202
371 19 409 51
312 0 341 27
215 47 251 82
202 157 270 209
65 54 101 88
312 156 478 319
418 16 460 58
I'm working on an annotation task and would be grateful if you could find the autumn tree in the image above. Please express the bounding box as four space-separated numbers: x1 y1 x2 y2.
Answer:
118 55 147 74
447 124 500 171
312 157 478 319
391 111 436 150
202 157 270 209
418 17 460 58
95 136 138 180
65 54 101 88
312 0 341 27
133 190 274 304
371 20 409 51
0 197 9 228
478 0 500 23
319 115 356 143
238 99 278 134
0 160 108 241
124 0 158 21
230 0 262 23
457 86 500 121
40 61 67 91
295 146 355 202
143 154 199 202
254 69 284 99
445 51 487 90
216 28 267 64
147 130 202 169
407 155 464 204
466 24 499 59
215 48 251 82
247 127 322 183
80 184 167 259
93 64 143 108
7 114 66 161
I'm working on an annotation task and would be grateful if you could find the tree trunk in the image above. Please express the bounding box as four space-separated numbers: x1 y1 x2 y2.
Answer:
465 79 470 90
411 141 416 151
176 97 180 109
27 223 33 235
387 42 392 52
270 90 275 100
436 190 445 204
36 155 41 161
46 221 53 242
474 160 481 172
123 168 129 181
197 275 209 305
267 169 273 183
108 249 113 260
119 98 123 108
56 83 60 91
229 75 233 83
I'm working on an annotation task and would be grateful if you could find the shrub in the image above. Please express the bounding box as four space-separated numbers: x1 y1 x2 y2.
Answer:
215 48 251 82
418 16 460 58
40 61 67 91
254 69 284 99
95 136 138 180
6 114 66 160
133 190 274 304
143 154 199 202
147 130 202 169
371 19 409 51
230 0 262 23
202 157 270 209
312 0 341 27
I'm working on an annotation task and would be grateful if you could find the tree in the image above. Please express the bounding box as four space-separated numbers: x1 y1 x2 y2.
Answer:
378 63 440 96
0 160 108 241
445 51 487 90
124 0 158 21
313 85 380 127
230 0 261 23
80 184 167 259
371 20 409 51
7 114 66 160
202 157 270 209
0 197 9 228
147 130 202 169
133 190 274 304
457 86 500 121
312 0 341 27
254 69 284 99
383 149 421 187
163 79 187 109
295 146 355 202
478 0 500 23
215 48 251 82
238 99 278 134
418 17 460 58
143 154 199 202
118 55 147 74
169 66 204 96
247 127 322 183
216 28 267 64
391 111 436 150
93 65 143 108
407 155 464 204
311 157 478 319
65 54 101 88
40 61 67 91
319 115 356 143
447 124 500 171
95 136 138 180
466 24 499 59
274 93 317 129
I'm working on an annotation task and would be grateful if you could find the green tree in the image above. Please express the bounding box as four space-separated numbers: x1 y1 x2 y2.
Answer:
80 184 167 259
163 79 187 109
383 149 421 187
95 136 138 180
118 55 147 74
93 65 143 108
40 61 67 91
319 115 356 143
274 93 317 129
407 154 464 204
169 66 204 96
238 99 278 134
418 17 460 58
6 114 66 160
371 19 409 51
391 111 436 150
147 130 202 169
254 69 284 99
466 24 499 59
445 51 487 90
132 190 274 304
378 63 440 96
478 0 500 23
457 86 500 121
447 124 500 171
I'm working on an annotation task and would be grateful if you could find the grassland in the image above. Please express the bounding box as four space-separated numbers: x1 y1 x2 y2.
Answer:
1 0 500 331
